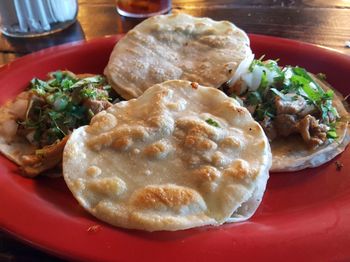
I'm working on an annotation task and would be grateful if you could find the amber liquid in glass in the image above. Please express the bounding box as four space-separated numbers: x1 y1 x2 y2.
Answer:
116 0 171 18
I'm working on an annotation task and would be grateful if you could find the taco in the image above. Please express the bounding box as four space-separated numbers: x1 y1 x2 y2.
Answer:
227 58 350 171
0 71 116 177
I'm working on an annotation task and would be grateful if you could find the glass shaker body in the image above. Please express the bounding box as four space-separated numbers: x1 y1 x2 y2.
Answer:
0 0 78 37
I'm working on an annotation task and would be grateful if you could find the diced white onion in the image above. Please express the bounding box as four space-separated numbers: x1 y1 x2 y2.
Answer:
228 53 255 89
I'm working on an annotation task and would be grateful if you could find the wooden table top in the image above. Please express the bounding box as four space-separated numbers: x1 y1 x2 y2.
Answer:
1 0 350 67
0 0 350 261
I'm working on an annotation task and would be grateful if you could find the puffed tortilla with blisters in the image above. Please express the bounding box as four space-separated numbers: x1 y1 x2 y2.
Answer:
63 80 271 231
104 13 252 99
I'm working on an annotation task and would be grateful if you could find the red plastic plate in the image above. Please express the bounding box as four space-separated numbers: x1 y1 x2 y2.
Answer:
0 34 349 262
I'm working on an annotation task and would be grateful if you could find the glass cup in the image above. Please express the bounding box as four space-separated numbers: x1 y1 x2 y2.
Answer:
0 0 78 38
116 0 172 18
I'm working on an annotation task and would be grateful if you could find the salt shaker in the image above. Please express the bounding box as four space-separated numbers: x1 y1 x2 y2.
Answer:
0 0 78 37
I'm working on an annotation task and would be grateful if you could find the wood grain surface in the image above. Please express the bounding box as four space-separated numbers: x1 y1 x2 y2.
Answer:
0 0 349 261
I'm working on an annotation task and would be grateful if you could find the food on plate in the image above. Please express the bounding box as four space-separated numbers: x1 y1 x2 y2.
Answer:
228 58 350 171
0 71 115 177
63 80 271 231
104 13 252 99
104 13 349 171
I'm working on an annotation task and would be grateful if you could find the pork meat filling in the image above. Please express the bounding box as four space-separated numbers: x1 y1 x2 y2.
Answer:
260 94 329 148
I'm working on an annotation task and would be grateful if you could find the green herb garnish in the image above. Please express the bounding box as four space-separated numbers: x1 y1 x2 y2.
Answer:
246 91 262 105
205 118 220 127
239 58 339 142
20 71 114 147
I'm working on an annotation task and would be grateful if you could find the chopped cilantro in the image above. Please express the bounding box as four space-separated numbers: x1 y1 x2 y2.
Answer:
327 122 338 139
259 70 269 91
20 71 115 147
270 88 286 100
53 71 63 82
246 91 262 105
61 78 75 90
327 130 338 139
238 58 339 143
30 78 48 95
205 118 220 128
254 104 275 121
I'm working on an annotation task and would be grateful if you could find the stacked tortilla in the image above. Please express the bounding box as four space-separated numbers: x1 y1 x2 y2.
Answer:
63 80 271 231
62 14 272 231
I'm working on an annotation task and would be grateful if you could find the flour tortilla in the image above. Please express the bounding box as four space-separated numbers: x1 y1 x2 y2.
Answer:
104 13 252 99
63 80 271 231
271 75 350 172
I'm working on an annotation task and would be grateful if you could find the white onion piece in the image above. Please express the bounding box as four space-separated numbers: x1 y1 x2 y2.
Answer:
26 131 36 144
228 53 254 91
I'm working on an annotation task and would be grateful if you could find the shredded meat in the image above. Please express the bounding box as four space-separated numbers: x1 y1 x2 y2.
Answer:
0 91 32 143
15 96 111 177
274 114 299 137
268 94 330 148
9 91 31 120
20 135 70 177
225 78 247 95
270 113 329 148
0 119 18 143
83 99 112 114
275 94 307 115
296 115 329 148
259 116 277 141
297 103 317 118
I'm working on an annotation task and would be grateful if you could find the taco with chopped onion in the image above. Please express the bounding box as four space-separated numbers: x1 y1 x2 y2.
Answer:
227 57 350 171
0 71 118 177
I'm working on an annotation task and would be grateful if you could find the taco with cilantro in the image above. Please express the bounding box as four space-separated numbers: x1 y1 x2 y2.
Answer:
0 71 117 177
227 58 350 172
